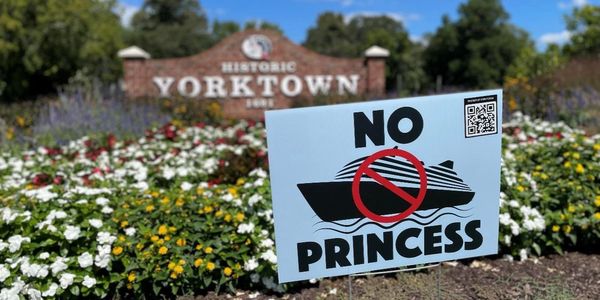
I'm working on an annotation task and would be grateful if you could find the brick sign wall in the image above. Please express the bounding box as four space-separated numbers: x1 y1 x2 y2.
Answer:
119 30 387 119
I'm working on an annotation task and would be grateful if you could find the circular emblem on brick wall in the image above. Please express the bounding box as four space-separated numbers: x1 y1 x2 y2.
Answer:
241 34 272 60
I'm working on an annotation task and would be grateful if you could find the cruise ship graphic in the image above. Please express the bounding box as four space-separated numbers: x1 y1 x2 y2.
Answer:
297 154 475 222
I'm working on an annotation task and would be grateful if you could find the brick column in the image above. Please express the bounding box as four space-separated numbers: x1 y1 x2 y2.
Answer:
364 46 389 98
118 46 151 98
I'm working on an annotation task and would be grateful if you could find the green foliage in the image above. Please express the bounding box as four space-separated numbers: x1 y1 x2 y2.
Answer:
424 0 530 89
304 12 425 95
564 5 600 57
243 20 283 34
0 0 124 102
125 0 212 58
211 21 241 43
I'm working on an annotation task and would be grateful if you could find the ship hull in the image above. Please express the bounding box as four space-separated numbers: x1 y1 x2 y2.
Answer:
297 181 474 222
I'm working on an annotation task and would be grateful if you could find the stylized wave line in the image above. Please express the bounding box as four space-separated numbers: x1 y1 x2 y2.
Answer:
314 212 471 234
313 206 472 227
412 206 472 219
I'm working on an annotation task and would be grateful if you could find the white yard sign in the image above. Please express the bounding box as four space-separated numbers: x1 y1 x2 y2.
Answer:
266 90 502 283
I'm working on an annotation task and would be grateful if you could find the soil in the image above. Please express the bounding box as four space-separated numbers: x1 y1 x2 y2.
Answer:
187 251 600 300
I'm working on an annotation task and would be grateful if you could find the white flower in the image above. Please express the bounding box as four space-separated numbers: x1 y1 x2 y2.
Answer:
0 264 9 282
89 219 103 228
95 197 110 206
82 275 96 288
26 288 42 300
260 249 277 264
101 206 114 214
519 248 528 261
260 238 274 249
63 225 81 241
250 273 260 283
237 223 255 234
97 232 116 245
42 283 59 297
0 240 7 251
50 257 69 275
499 213 511 225
180 181 193 191
124 227 136 236
244 258 258 271
59 273 75 289
38 252 50 260
163 167 175 180
94 254 110 269
248 194 262 206
78 252 94 268
8 235 30 253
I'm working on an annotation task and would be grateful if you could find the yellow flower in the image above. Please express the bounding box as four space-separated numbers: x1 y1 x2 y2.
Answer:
568 205 576 213
170 272 178 279
203 206 213 213
5 127 14 140
572 152 580 159
158 225 168 235
173 265 184 274
204 246 213 254
245 238 251 245
169 226 177 233
595 196 600 207
594 212 600 220
215 210 224 217
540 173 548 180
112 246 123 256
516 185 525 192
16 116 26 127
146 205 155 212
128 272 136 282
563 152 570 158
224 214 232 222
178 259 185 265
164 236 171 241
236 212 244 222
175 198 184 207
176 238 186 247
552 225 560 232
195 244 203 251
206 262 215 271
122 203 130 209
151 235 159 242
118 235 126 242
228 187 238 197
560 214 566 221
196 187 204 195
224 267 232 276
151 191 160 198
136 243 144 250
575 164 584 174
159 246 168 255
168 262 176 270
594 144 600 151
120 221 129 228
563 161 571 168
563 225 572 234
194 258 203 267
236 178 245 186
161 197 170 205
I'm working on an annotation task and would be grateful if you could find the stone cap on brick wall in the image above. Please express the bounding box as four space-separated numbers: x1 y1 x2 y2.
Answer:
364 45 390 58
118 46 151 59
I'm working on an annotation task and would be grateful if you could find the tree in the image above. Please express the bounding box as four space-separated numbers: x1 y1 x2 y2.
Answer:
424 0 530 89
243 20 283 34
564 5 600 57
211 21 240 43
0 0 124 102
126 0 212 58
304 12 425 95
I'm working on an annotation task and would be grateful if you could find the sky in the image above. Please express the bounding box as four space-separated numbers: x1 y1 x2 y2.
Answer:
117 0 599 50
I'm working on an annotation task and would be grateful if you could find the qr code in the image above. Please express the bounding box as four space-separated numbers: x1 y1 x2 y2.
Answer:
464 95 498 138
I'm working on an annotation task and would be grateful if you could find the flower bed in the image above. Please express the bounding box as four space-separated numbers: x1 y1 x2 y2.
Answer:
0 115 599 298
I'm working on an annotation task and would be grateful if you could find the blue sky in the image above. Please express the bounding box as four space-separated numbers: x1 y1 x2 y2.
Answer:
118 0 598 50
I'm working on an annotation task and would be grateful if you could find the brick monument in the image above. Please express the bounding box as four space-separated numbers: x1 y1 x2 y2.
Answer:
118 29 388 119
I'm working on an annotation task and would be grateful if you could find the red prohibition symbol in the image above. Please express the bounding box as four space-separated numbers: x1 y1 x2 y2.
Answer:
351 148 428 223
